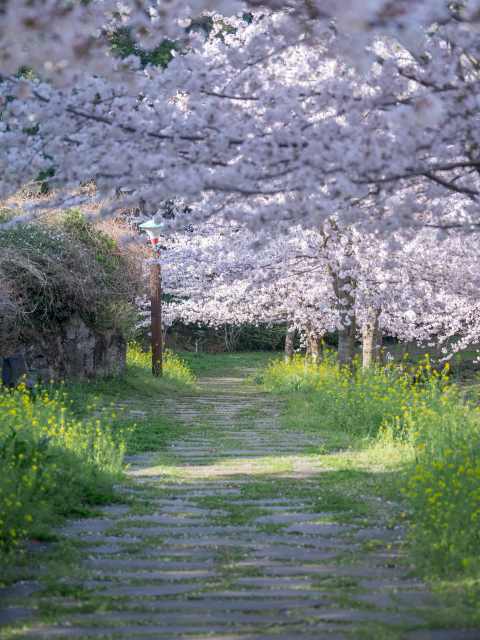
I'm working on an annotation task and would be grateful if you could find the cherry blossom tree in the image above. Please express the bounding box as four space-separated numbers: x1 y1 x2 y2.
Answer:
4 0 480 365
159 217 338 358
158 213 480 364
2 1 480 237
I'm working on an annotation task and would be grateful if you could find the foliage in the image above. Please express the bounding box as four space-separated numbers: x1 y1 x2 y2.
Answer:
172 349 282 377
264 353 480 577
0 382 126 553
162 320 296 354
0 208 144 347
106 27 177 69
237 322 299 351
4 3 479 244
323 330 339 347
126 341 196 386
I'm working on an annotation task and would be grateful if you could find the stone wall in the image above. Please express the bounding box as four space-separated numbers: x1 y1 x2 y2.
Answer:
22 313 126 384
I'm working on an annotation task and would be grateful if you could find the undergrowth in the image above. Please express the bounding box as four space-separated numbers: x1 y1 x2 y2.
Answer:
264 352 480 580
0 382 126 555
0 344 198 562
0 208 145 350
127 341 196 386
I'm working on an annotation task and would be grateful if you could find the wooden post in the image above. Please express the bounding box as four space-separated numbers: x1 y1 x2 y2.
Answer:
150 258 162 377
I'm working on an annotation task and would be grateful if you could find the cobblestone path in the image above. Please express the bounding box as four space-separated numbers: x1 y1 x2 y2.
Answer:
0 371 459 640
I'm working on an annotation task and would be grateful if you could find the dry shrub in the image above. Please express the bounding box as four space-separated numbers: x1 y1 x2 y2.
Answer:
0 203 148 354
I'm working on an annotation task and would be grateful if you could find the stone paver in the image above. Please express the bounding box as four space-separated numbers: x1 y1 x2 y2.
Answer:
3 367 473 640
0 583 42 600
354 592 438 608
0 606 36 624
120 598 331 610
253 512 335 523
404 631 480 640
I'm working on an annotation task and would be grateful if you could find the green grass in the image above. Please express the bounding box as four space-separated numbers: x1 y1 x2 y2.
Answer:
0 382 126 556
63 362 194 455
173 350 283 377
262 351 480 624
4 346 480 632
127 342 196 386
0 344 197 569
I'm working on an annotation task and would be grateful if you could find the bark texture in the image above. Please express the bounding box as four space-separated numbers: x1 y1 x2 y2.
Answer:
338 317 356 366
312 334 323 363
331 273 356 366
285 319 294 364
362 309 380 369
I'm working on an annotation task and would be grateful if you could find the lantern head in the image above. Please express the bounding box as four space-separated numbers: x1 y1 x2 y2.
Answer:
139 220 165 245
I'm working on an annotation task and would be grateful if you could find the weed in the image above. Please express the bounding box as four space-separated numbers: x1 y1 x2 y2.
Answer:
264 352 480 579
0 382 126 554
127 342 196 386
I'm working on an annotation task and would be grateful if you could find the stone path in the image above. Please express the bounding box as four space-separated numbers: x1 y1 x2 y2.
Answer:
1 368 473 639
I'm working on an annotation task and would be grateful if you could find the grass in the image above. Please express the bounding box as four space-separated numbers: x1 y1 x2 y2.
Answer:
172 350 282 377
0 381 125 554
126 341 196 386
0 343 197 568
261 350 480 622
3 346 479 634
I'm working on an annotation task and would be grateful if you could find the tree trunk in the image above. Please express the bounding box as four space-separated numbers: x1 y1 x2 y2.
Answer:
285 320 294 364
338 315 356 366
322 226 357 367
306 321 313 358
312 335 323 363
435 334 442 360
402 341 410 358
331 273 356 367
362 309 379 370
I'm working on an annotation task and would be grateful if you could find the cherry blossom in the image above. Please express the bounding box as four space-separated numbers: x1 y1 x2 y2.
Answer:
157 215 480 363
2 1 480 237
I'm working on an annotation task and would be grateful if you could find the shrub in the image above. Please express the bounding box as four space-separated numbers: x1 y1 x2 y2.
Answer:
127 342 196 386
263 352 480 576
237 322 295 351
0 208 146 352
0 382 126 552
393 388 480 575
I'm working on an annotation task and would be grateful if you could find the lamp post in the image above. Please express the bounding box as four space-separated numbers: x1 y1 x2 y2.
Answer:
139 220 165 377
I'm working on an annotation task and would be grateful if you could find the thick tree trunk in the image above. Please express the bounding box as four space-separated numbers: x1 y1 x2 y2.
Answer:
331 271 356 367
338 315 356 366
285 320 294 364
402 341 410 358
362 309 379 370
312 335 323 363
435 334 442 360
322 226 357 367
